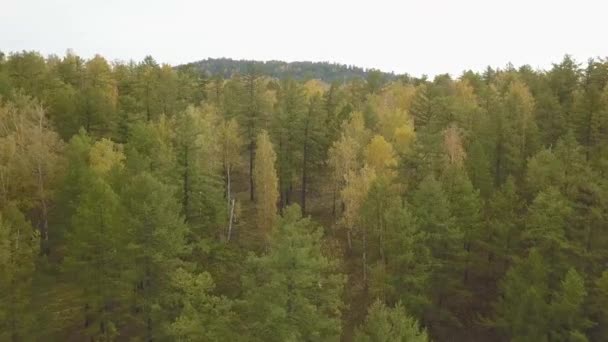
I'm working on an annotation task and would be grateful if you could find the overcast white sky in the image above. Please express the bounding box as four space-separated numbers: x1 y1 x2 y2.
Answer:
2 0 607 77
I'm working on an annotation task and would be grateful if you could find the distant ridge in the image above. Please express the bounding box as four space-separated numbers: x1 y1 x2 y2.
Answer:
178 57 398 82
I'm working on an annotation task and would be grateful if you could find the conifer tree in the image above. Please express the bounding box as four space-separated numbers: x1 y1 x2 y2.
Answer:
0 204 40 341
253 130 279 242
166 268 237 341
121 172 190 340
354 300 428 342
241 205 346 341
63 176 128 340
493 249 551 342
550 268 592 341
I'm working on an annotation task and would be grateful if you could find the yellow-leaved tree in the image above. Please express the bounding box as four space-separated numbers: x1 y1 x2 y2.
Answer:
253 130 279 244
341 165 376 250
364 135 397 179
0 96 65 245
368 84 416 154
89 138 125 175
442 124 466 167
342 111 371 151
219 118 243 242
341 165 376 282
328 133 359 218
452 79 480 133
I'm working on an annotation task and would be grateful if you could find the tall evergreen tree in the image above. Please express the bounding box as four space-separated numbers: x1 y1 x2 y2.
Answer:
240 205 346 342
0 204 40 341
355 300 429 342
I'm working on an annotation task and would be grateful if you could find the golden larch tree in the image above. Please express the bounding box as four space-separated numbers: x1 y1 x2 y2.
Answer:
253 130 279 242
364 135 397 179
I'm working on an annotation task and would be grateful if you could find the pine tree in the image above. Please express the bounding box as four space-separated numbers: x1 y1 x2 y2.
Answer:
63 176 129 340
238 65 274 201
5 51 49 100
0 204 40 341
524 187 572 279
240 205 346 341
501 79 539 181
121 172 190 340
485 177 523 277
411 175 463 337
300 80 329 215
493 249 550 342
466 138 493 197
172 106 226 233
549 268 592 341
79 55 117 135
361 179 430 314
273 78 307 209
525 148 564 197
591 271 608 339
166 268 237 341
441 166 482 292
136 56 161 122
354 300 428 342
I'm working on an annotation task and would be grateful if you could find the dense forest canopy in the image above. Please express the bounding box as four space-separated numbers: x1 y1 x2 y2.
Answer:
1 50 608 341
178 57 399 82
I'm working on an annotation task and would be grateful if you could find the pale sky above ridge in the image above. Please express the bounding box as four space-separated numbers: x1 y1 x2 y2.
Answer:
2 0 607 77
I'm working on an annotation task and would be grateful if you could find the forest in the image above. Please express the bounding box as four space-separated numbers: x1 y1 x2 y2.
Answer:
178 58 397 82
1 50 608 341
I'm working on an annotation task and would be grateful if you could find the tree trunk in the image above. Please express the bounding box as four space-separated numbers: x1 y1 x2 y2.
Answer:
301 116 310 216
347 229 353 250
227 198 236 242
332 182 337 219
362 226 368 286
226 165 231 207
183 145 190 222
249 141 255 201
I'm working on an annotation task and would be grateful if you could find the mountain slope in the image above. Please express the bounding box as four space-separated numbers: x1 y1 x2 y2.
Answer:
179 57 398 82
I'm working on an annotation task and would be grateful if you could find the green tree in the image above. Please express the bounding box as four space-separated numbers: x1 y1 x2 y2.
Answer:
136 56 161 122
5 51 49 99
354 300 428 342
240 205 345 341
238 66 273 201
524 187 573 279
466 138 493 197
300 80 329 214
166 268 237 341
441 166 482 293
121 172 190 340
63 176 129 340
79 55 117 135
362 179 430 314
172 106 225 232
411 175 464 337
493 249 551 342
273 78 307 208
0 95 65 249
0 204 40 341
591 271 608 339
550 268 591 342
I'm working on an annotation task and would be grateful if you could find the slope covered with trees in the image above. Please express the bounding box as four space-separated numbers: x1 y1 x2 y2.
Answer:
1 50 608 341
179 57 398 82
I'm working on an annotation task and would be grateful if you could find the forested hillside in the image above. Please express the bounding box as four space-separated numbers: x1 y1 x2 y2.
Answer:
1 50 608 341
179 57 398 82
